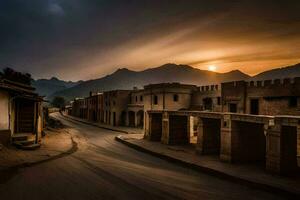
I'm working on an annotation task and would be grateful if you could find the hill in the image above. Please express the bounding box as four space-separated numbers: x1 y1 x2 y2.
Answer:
252 63 300 80
32 77 82 98
49 63 250 101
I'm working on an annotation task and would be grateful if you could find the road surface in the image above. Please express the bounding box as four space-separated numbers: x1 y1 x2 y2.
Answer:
0 113 285 200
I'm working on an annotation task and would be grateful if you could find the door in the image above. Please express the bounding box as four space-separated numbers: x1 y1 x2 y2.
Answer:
250 99 259 115
203 98 213 110
15 99 35 133
229 103 237 113
113 112 116 126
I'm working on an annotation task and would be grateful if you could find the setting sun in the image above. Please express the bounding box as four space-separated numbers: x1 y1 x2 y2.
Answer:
208 65 217 71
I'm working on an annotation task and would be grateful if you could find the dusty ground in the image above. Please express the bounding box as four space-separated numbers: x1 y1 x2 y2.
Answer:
0 113 286 200
0 127 74 170
116 134 300 196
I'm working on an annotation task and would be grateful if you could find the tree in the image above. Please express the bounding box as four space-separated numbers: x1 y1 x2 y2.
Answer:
0 67 32 85
51 96 66 109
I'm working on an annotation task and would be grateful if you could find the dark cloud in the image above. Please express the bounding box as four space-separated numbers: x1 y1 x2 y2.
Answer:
0 0 300 80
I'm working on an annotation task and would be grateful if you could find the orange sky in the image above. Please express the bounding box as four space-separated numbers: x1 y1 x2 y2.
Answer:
1 0 300 80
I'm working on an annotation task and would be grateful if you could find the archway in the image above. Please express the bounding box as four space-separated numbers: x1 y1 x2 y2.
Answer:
137 110 144 128
120 111 127 126
128 111 135 127
203 98 213 111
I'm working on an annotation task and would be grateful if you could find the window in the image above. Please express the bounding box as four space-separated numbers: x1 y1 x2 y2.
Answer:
153 95 158 105
173 94 179 102
203 98 212 110
229 103 237 113
289 97 298 108
135 96 138 102
250 99 259 115
217 97 221 105
140 95 143 102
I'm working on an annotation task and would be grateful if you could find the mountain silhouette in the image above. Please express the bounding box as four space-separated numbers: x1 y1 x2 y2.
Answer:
48 63 249 101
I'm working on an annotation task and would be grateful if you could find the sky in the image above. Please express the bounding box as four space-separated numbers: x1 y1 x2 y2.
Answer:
0 0 300 81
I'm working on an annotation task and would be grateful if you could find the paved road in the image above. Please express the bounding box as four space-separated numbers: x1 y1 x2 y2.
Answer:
0 113 285 200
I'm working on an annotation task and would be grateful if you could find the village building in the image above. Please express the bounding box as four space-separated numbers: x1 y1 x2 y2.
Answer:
222 78 300 115
64 104 72 116
190 84 222 112
66 78 300 176
103 90 131 126
142 83 198 140
143 83 198 111
127 88 144 127
71 98 87 119
86 92 104 122
0 79 44 149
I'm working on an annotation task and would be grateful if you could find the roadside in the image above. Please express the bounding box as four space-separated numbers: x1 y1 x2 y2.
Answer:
62 114 143 134
115 134 300 198
58 114 300 198
0 120 77 175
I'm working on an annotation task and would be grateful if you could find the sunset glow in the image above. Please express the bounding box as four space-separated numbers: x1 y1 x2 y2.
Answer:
0 0 299 80
208 65 217 71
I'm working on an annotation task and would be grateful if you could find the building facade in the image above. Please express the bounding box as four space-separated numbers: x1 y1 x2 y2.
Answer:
86 92 104 122
71 98 87 119
103 90 131 126
127 88 144 127
0 79 44 147
190 84 221 112
67 77 300 131
222 78 300 115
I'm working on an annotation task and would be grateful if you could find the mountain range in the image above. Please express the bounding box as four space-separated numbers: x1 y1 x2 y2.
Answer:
251 63 300 80
34 63 300 102
32 77 82 97
48 63 249 101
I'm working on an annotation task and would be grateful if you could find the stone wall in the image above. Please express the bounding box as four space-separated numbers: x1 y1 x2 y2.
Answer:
168 115 188 145
222 78 300 115
103 90 131 126
196 118 221 154
0 90 9 130
191 85 221 112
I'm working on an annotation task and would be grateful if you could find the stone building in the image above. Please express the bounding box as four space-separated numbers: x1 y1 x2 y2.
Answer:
190 84 221 112
142 83 198 139
71 98 87 119
0 79 44 149
103 90 131 126
64 105 72 115
222 78 300 115
127 88 144 127
143 83 198 111
86 92 104 122
146 110 300 175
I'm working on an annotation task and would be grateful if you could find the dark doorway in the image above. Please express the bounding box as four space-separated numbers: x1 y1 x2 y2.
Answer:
105 111 108 123
281 126 299 174
150 113 162 141
169 115 188 145
15 99 35 133
203 98 213 110
128 111 135 127
109 112 111 124
229 103 237 113
120 111 127 126
250 99 259 115
199 118 221 154
232 121 266 164
137 110 144 128
113 112 116 126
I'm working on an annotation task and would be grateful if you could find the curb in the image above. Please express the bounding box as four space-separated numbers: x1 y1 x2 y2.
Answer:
115 135 300 199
